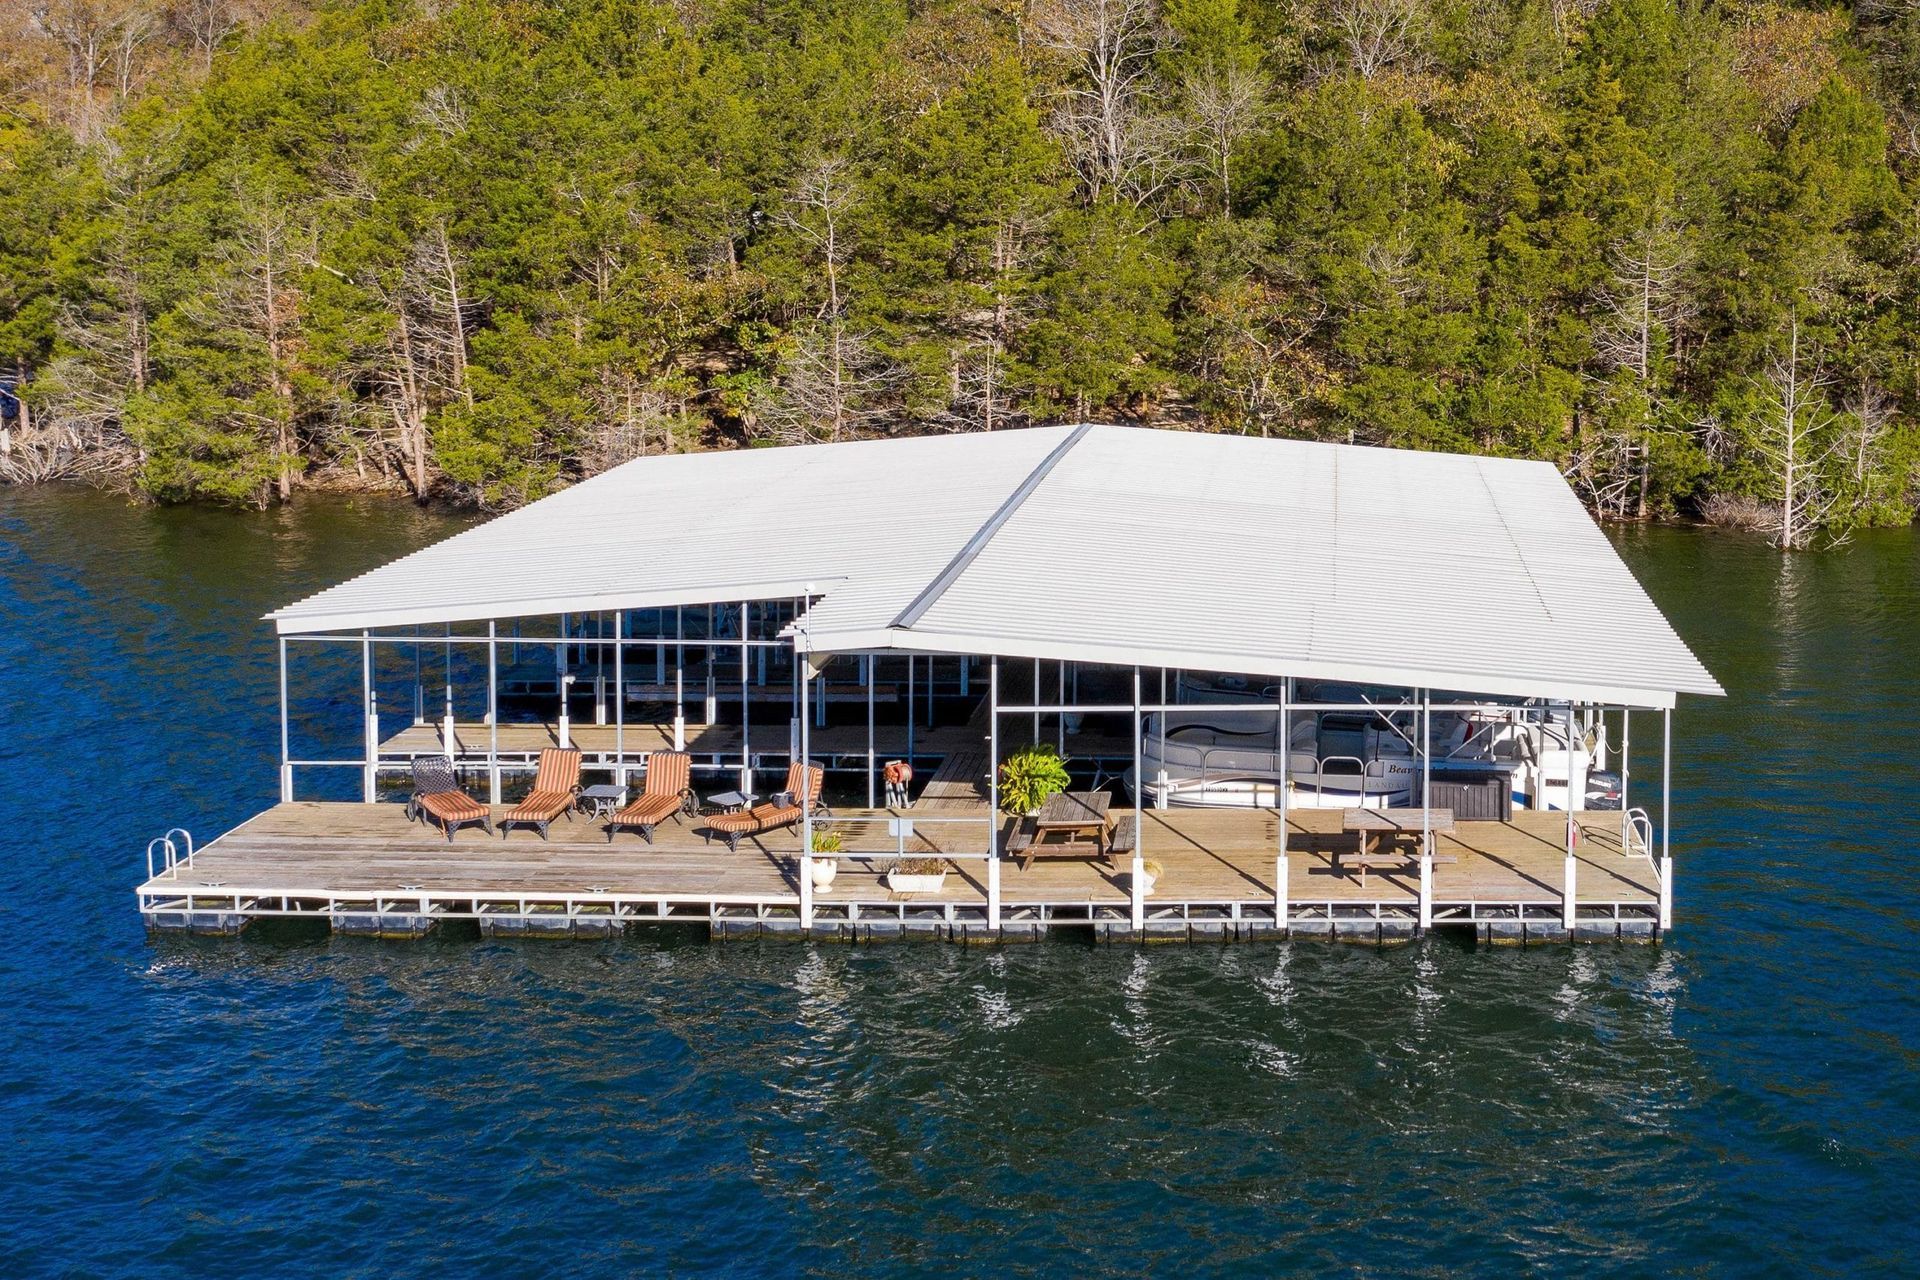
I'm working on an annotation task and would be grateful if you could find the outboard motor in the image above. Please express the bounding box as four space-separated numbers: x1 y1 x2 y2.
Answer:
1584 770 1623 810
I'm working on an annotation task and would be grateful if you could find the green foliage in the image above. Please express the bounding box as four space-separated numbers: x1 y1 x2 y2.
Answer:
0 0 1913 541
998 743 1072 816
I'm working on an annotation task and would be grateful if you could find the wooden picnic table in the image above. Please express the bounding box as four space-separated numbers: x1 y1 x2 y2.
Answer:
1010 791 1114 870
1339 808 1457 886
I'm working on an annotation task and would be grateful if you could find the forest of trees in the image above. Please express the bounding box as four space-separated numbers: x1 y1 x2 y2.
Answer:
1 0 1917 546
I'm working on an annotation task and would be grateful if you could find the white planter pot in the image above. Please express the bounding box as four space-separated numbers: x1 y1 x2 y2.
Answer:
886 870 948 894
810 859 838 891
1136 871 1157 896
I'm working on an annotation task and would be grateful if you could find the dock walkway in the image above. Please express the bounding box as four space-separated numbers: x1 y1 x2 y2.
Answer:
138 803 1660 944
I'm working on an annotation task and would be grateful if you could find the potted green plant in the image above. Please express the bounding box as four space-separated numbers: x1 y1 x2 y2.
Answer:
809 828 842 891
999 743 1071 815
885 856 949 893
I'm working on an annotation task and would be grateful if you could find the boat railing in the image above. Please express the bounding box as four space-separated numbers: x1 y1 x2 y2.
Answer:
144 828 196 880
1190 740 1291 803
1622 807 1654 857
1156 741 1410 806
1305 755 1375 805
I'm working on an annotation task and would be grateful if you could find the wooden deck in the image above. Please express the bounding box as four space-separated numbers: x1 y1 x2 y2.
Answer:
137 801 1663 943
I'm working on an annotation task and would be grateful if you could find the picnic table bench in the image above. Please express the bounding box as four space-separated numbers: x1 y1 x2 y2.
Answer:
1339 808 1458 887
1007 791 1118 870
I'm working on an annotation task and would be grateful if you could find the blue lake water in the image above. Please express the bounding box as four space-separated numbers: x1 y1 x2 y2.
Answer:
0 485 1916 1276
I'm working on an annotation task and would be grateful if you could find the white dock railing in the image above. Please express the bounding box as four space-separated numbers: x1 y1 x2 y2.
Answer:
812 813 996 862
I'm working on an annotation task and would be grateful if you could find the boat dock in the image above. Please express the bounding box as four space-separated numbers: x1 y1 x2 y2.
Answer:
137 801 1661 944
140 427 1719 951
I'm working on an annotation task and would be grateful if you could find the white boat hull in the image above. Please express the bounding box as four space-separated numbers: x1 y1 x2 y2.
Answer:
1130 706 1594 812
1134 773 1416 810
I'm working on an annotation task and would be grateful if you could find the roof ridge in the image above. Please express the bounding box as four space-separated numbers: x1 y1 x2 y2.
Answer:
890 423 1094 629
1476 459 1556 624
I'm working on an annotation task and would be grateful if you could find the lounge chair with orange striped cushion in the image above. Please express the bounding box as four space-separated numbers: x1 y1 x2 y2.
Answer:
407 757 492 842
604 751 695 843
500 747 582 839
703 762 827 852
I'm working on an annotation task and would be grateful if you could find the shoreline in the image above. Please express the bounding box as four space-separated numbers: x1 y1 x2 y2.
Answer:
5 452 1913 537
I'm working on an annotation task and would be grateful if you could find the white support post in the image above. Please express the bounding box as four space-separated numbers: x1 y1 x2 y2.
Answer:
1563 727 1578 930
1056 662 1065 753
487 621 501 804
988 656 1002 931
673 606 686 750
1563 845 1578 930
1620 706 1631 824
798 596 814 931
1032 661 1040 742
441 629 455 764
865 655 876 809
556 616 570 749
1276 678 1289 928
906 654 915 769
1420 689 1433 932
592 615 606 726
278 636 292 801
412 637 424 726
1660 707 1673 932
367 688 381 802
1131 665 1145 936
739 600 751 791
1154 667 1169 809
789 606 800 766
361 630 376 803
614 610 626 786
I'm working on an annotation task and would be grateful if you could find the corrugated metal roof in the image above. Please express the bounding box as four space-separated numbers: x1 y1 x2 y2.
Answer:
797 427 1721 706
269 424 1721 706
267 427 1077 634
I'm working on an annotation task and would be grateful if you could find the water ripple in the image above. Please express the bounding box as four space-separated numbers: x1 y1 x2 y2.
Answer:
1 495 1918 1275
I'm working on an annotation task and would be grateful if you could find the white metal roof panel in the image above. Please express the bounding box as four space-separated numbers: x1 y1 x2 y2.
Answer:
269 423 1720 705
795 426 1722 706
267 427 1077 633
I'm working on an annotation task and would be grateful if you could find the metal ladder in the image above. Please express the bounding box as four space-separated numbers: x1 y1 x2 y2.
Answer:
144 828 196 879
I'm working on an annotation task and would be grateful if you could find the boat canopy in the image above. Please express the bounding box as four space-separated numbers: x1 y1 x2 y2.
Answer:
266 424 1722 709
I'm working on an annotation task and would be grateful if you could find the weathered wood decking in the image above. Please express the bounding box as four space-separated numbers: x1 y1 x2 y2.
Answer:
138 801 1662 943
